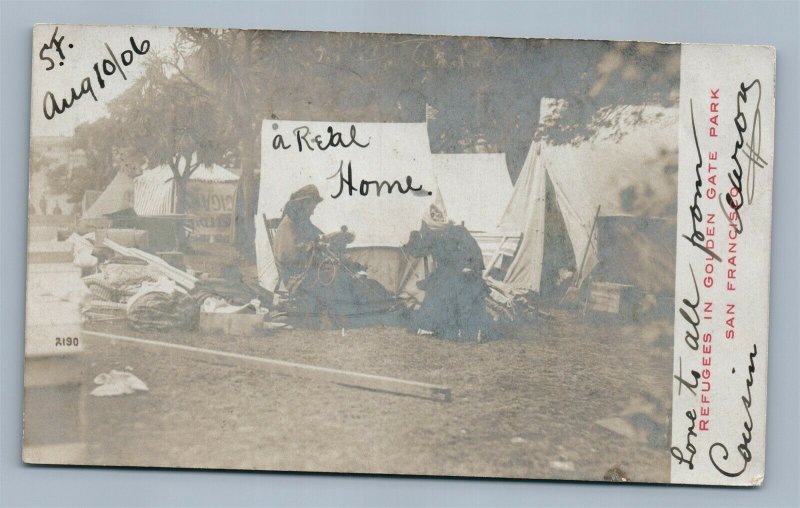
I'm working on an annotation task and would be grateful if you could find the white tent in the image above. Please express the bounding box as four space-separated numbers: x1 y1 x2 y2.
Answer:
432 153 513 233
498 98 679 294
134 164 239 216
82 171 134 219
256 120 440 295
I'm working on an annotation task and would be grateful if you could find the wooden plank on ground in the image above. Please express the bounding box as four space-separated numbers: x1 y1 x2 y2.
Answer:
83 330 452 402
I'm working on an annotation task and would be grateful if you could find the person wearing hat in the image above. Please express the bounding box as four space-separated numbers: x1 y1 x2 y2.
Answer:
273 184 403 328
273 184 325 291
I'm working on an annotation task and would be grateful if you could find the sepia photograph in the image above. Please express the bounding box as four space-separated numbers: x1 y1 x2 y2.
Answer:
23 24 773 486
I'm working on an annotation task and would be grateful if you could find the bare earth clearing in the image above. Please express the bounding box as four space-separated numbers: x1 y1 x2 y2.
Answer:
77 311 673 483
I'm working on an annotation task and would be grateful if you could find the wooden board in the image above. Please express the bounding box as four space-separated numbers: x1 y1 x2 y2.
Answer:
83 330 452 402
103 239 197 289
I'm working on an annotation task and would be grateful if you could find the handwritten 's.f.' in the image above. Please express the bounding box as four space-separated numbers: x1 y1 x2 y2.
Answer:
39 26 73 71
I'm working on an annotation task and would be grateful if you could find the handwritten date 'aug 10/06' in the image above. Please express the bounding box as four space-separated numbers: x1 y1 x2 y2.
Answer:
42 37 150 120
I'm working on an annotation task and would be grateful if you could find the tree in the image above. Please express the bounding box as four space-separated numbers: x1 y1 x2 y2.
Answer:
104 31 680 220
164 28 273 251
45 162 71 199
108 57 231 213
29 143 54 174
69 117 146 203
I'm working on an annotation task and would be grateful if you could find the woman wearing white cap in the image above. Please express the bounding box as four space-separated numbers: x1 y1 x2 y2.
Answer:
403 202 493 341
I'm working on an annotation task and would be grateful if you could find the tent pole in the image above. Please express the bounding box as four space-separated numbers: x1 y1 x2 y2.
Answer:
559 206 600 307
574 205 601 286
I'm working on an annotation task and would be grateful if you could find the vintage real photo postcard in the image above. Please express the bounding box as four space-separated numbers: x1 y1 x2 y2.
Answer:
24 24 774 486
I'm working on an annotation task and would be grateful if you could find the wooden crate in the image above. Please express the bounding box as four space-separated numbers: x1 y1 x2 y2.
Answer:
95 228 150 250
585 281 635 315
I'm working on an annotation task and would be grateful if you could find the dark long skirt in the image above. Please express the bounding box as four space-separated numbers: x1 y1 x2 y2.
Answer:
292 264 406 329
413 270 493 341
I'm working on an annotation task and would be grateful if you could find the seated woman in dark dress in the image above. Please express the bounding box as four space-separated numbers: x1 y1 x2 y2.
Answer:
403 203 494 341
272 184 405 328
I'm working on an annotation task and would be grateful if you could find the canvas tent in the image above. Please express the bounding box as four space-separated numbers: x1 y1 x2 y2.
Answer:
595 215 676 295
431 153 513 233
81 171 134 219
497 98 679 295
256 120 440 295
81 190 102 215
133 164 240 243
133 164 240 216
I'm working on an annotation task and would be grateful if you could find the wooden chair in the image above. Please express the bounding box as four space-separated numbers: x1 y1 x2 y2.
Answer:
261 214 284 294
262 214 322 328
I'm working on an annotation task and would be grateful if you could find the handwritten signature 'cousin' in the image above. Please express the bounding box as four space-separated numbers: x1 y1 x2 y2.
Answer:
709 344 758 477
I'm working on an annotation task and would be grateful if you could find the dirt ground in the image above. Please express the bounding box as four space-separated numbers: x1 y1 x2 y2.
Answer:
71 309 674 484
